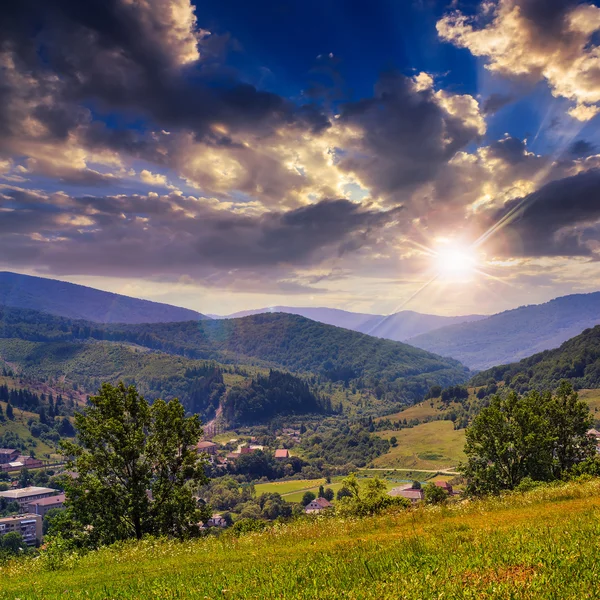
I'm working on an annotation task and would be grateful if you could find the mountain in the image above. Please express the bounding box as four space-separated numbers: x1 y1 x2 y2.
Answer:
356 311 485 341
219 306 379 331
218 306 485 341
409 292 600 371
471 324 600 392
0 306 469 404
0 271 207 324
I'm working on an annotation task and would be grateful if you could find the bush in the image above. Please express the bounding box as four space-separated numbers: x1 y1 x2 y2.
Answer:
301 491 316 506
423 483 448 505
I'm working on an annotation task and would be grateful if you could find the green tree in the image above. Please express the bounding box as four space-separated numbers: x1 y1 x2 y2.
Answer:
323 487 335 501
423 483 447 505
463 383 594 495
18 467 31 488
389 436 397 447
301 491 316 506
59 382 209 547
5 402 13 420
318 485 325 498
0 532 27 554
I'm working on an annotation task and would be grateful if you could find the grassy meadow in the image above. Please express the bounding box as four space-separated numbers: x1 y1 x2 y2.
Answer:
3 478 600 598
373 420 465 470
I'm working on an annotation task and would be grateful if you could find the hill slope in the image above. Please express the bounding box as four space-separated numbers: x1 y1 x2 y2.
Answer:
0 272 206 324
2 479 600 599
471 324 600 392
0 306 469 401
409 292 600 370
220 306 485 341
357 310 485 341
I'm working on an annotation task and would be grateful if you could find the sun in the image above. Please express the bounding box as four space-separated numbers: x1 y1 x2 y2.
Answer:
434 244 478 279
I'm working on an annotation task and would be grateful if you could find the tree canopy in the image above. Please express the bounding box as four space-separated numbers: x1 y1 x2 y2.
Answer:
58 383 209 547
463 382 595 495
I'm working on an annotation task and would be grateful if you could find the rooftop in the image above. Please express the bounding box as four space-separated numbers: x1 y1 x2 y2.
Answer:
197 441 217 448
274 449 290 458
0 486 58 499
0 513 40 523
27 493 66 507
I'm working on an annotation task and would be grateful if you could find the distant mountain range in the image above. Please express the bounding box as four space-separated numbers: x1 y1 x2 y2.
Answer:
0 272 207 324
409 293 600 371
217 306 486 341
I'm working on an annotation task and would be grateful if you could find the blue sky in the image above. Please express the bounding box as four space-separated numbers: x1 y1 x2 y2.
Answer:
2 0 600 316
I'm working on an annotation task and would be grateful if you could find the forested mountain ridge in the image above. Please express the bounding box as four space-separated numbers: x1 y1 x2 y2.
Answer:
0 306 469 403
0 271 207 324
471 324 600 393
219 306 485 341
409 292 600 370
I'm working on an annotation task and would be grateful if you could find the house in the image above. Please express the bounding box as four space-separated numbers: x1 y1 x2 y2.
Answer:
274 449 290 461
0 514 42 546
196 441 218 456
305 497 333 514
0 487 59 509
388 484 424 503
207 514 228 528
26 493 66 517
0 449 19 463
434 481 453 494
0 455 44 472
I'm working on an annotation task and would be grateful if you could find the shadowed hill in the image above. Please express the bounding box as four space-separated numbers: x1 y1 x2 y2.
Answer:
0 306 469 401
471 324 600 392
409 292 600 370
0 272 206 324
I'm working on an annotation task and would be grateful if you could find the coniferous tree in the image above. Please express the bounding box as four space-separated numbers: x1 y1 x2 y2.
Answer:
5 403 14 420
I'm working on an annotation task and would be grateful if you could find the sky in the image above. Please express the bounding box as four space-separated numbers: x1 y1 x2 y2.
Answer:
2 0 600 317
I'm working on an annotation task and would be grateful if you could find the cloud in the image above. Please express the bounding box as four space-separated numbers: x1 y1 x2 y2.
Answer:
139 169 169 188
482 92 515 114
437 0 600 120
335 71 485 204
0 188 403 288
489 168 600 257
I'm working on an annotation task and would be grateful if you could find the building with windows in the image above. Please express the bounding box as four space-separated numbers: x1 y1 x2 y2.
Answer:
0 487 58 509
0 514 42 546
26 493 66 517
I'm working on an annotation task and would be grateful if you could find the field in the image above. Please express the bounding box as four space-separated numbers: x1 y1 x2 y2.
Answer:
580 388 600 414
3 479 600 598
254 475 438 503
373 420 465 470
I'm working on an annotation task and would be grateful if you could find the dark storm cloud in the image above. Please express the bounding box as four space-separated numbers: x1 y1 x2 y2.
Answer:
0 0 329 149
493 168 600 257
569 139 596 158
482 93 514 114
336 72 483 202
0 188 402 278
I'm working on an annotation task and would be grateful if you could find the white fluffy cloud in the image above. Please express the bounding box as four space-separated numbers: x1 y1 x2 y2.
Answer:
437 0 600 120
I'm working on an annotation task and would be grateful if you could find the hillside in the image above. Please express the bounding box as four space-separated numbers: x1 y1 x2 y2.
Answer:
220 306 485 341
2 479 600 598
0 339 327 426
409 292 600 370
0 272 206 324
357 310 485 341
0 306 469 403
471 324 600 392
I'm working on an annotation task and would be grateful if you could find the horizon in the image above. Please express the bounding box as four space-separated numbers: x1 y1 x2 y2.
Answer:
4 268 600 320
2 0 600 316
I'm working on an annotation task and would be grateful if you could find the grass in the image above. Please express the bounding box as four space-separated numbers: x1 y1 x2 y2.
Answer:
580 388 600 414
3 479 600 598
0 400 57 458
374 420 465 470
